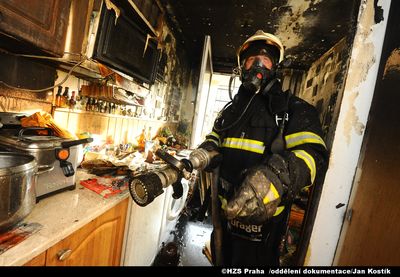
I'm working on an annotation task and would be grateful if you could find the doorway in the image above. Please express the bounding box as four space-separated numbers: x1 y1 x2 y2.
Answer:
334 0 400 265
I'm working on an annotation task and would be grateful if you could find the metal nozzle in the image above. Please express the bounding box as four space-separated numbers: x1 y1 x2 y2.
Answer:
129 167 179 207
189 148 219 170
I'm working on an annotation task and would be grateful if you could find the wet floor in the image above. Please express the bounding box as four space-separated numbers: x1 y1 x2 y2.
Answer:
177 218 213 266
153 212 213 266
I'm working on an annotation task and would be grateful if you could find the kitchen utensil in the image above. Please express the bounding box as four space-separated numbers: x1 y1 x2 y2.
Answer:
0 123 93 201
0 152 37 232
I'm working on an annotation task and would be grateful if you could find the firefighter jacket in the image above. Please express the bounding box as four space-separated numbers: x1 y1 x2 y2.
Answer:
202 80 328 236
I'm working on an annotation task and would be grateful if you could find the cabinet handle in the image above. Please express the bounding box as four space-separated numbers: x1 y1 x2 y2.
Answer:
57 248 72 261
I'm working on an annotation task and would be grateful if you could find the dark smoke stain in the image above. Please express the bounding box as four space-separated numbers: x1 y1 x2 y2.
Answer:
374 0 384 23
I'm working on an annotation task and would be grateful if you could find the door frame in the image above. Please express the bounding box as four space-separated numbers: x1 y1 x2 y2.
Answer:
305 0 392 265
190 35 213 148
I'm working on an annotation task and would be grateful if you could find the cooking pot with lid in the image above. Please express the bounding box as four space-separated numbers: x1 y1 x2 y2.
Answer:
0 127 93 201
0 152 37 232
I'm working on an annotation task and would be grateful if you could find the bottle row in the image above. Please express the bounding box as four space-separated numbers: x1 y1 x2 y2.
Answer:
54 85 145 117
55 85 76 109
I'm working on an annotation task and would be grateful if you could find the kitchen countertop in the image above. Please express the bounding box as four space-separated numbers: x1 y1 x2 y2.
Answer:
0 169 130 266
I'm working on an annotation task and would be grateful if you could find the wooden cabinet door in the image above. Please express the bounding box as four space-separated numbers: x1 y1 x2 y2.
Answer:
24 252 47 266
0 0 71 56
45 198 129 266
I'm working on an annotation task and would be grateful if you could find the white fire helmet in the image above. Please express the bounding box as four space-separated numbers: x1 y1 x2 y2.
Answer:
237 30 284 68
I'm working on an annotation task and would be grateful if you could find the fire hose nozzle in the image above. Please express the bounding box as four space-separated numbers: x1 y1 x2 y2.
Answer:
129 148 219 207
129 167 179 206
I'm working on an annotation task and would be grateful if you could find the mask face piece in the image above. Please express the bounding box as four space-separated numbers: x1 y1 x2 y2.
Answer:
241 56 274 93
244 55 273 70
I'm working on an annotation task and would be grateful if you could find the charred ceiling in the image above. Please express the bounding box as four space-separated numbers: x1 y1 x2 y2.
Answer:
159 0 361 73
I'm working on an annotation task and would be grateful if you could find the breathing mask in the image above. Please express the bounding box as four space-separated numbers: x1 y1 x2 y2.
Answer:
241 54 275 93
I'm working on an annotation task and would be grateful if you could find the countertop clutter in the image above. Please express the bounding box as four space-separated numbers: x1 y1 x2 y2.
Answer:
0 170 129 266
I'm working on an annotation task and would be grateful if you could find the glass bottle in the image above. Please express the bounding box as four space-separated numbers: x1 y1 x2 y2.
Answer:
144 126 154 160
138 128 146 152
69 91 76 110
55 86 63 107
85 97 91 111
61 87 70 108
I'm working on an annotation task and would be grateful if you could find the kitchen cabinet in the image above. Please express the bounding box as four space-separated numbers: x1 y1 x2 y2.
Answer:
23 252 46 266
0 0 71 56
24 198 129 266
93 1 160 85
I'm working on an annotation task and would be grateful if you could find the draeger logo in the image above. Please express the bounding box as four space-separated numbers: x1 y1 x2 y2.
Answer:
229 219 262 233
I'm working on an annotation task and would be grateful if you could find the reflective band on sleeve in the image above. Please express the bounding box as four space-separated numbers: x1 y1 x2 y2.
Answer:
269 183 280 199
205 138 219 147
285 131 326 149
292 149 316 186
273 206 285 217
209 131 220 140
222 137 265 154
263 182 279 204
218 195 228 211
208 131 220 142
206 131 221 147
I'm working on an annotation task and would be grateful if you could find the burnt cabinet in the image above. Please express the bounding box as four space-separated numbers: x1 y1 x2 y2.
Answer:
93 1 160 84
0 0 71 56
24 198 129 266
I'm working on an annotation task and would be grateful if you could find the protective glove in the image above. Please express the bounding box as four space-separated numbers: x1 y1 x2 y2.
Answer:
267 152 307 198
198 141 222 172
225 165 283 225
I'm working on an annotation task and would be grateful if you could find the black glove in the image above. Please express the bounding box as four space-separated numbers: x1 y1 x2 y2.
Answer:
198 141 222 172
225 165 283 225
267 152 308 198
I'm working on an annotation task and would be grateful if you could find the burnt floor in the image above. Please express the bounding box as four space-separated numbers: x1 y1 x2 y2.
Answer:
153 209 213 267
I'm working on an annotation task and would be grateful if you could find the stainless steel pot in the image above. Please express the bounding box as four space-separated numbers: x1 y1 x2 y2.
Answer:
0 152 37 232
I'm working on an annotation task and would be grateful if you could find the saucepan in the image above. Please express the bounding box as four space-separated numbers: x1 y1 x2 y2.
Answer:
0 152 37 232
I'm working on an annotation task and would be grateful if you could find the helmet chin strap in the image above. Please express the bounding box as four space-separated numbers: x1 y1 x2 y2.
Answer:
228 67 241 101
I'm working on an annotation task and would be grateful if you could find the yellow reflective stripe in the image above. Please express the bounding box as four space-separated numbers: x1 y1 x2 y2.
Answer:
273 206 285 216
292 149 316 186
207 131 220 144
263 182 280 204
205 138 219 147
285 131 326 149
222 137 265 154
209 131 220 140
270 183 279 199
218 195 228 210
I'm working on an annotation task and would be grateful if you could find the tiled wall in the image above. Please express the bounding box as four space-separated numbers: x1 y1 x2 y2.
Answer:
300 38 351 146
53 108 174 145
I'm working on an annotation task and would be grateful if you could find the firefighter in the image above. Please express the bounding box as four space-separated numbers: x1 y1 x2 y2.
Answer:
199 30 329 266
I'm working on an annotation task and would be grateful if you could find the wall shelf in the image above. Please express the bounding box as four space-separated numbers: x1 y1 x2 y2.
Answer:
54 107 167 123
